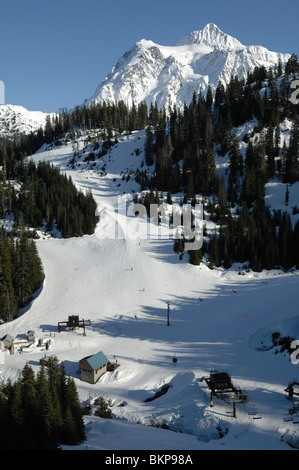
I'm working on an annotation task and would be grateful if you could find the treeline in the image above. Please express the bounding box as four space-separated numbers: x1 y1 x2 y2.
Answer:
0 359 85 449
0 99 163 179
175 201 299 272
47 100 152 143
0 228 43 321
67 100 158 137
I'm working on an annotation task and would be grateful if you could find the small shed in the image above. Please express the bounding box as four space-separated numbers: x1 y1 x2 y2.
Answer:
27 330 35 342
79 351 110 384
1 334 14 351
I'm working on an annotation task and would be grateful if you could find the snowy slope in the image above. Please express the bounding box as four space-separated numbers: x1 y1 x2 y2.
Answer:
1 129 299 451
84 23 290 111
0 104 55 138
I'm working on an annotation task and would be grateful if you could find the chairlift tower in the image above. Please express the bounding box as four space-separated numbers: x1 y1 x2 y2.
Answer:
165 300 170 326
201 371 249 417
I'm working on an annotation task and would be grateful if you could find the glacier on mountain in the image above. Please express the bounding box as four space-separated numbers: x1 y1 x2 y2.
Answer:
85 23 290 111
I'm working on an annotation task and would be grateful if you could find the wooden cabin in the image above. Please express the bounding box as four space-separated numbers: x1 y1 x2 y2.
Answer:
79 351 110 384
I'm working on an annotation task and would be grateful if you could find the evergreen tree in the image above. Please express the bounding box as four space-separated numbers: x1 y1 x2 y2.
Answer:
145 126 155 166
285 54 299 75
0 244 17 321
0 361 85 450
278 212 294 269
284 117 299 183
189 247 202 265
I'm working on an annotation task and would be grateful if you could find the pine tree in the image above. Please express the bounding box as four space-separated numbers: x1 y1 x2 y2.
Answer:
1 140 7 182
189 247 202 265
217 175 227 214
293 220 299 267
201 114 216 194
266 126 275 178
44 115 53 144
46 357 64 442
35 365 55 447
145 126 155 166
0 361 85 449
20 363 41 448
285 54 299 75
284 117 299 183
64 375 85 442
0 244 17 321
278 212 294 270
228 132 243 181
9 380 24 447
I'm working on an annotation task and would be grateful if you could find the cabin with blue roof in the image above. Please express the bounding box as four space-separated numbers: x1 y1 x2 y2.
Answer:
79 350 110 384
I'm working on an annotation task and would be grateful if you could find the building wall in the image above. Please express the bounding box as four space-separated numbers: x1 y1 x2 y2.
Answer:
2 340 11 351
80 363 108 384
94 364 108 383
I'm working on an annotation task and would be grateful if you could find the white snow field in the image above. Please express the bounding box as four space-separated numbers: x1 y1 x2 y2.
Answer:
1 129 299 451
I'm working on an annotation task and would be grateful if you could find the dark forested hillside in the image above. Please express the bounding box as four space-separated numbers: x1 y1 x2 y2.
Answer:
0 228 44 321
142 57 299 271
14 160 98 238
0 358 85 449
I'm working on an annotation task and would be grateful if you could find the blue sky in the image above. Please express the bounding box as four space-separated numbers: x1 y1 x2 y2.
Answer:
1 0 298 113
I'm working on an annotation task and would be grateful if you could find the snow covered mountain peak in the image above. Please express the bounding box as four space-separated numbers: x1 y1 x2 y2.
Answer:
177 23 244 51
84 24 290 111
0 104 55 138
